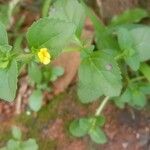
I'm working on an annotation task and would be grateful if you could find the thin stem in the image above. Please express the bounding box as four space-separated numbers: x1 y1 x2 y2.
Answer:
95 96 109 116
8 0 22 19
96 0 103 20
73 35 84 49
15 94 22 115
130 76 145 83
114 53 125 61
42 0 52 17
15 53 34 62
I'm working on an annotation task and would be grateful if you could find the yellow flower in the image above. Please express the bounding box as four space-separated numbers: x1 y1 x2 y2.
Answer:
38 48 51 65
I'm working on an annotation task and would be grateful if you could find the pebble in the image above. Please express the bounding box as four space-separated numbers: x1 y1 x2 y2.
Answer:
136 133 140 139
122 142 129 149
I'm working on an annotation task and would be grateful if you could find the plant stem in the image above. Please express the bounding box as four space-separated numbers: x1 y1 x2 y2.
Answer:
130 76 145 82
42 0 52 17
95 96 109 116
15 94 22 115
96 0 103 20
16 53 34 62
9 0 22 19
114 52 125 61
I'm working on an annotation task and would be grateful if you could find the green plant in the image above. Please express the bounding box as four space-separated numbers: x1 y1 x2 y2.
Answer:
28 63 64 112
0 0 150 144
0 126 38 150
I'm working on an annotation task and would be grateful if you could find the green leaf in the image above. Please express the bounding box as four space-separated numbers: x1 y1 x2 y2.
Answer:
116 27 140 70
139 83 150 95
29 90 43 112
21 139 38 150
49 0 85 37
116 84 147 109
0 45 12 52
89 127 107 144
78 51 122 103
0 21 8 45
27 18 75 56
117 27 133 50
0 60 18 101
6 139 20 150
13 35 24 52
0 60 9 69
12 126 22 140
140 63 150 82
86 7 118 52
28 63 42 84
69 118 91 137
95 116 106 127
130 26 150 61
110 8 148 26
115 88 131 109
0 4 9 26
125 53 140 71
120 89 132 103
131 90 146 108
50 67 64 82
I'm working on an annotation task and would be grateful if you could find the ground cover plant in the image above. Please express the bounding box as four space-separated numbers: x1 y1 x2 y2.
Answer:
0 126 38 150
0 0 150 148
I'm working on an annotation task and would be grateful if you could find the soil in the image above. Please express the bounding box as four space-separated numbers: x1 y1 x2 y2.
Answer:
0 86 150 150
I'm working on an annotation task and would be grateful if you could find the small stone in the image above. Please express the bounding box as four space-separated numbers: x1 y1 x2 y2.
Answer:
122 142 129 149
136 133 140 139
145 127 149 132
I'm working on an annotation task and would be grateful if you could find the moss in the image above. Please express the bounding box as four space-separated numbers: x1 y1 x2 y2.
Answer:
14 93 66 149
0 93 67 150
0 129 11 147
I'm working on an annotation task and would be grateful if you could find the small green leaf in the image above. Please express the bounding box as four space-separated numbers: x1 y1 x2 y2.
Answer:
89 127 107 144
0 4 9 26
131 90 146 108
114 98 125 109
69 118 91 137
140 83 150 95
116 27 140 70
115 88 131 109
0 21 8 45
0 45 12 52
95 116 106 127
87 7 118 52
49 0 85 37
13 35 24 52
50 67 64 81
78 51 122 103
117 27 133 50
125 53 140 71
6 139 20 150
111 8 148 26
0 60 18 101
21 139 38 150
130 26 150 61
29 90 43 112
27 18 75 56
12 126 22 140
0 60 9 69
116 84 147 109
28 63 42 84
140 63 150 82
